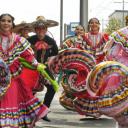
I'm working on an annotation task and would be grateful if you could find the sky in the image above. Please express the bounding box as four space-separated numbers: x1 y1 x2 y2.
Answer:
0 0 127 45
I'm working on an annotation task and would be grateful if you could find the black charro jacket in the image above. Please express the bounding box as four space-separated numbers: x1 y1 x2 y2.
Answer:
28 35 58 63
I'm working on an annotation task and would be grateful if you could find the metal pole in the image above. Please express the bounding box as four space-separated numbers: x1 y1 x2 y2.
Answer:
80 0 88 32
64 23 67 39
102 19 104 32
60 0 63 45
123 0 125 27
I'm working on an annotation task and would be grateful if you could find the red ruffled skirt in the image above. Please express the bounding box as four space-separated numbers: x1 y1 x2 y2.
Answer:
0 67 48 128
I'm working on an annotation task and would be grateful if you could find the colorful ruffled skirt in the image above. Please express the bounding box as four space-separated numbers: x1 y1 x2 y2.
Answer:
0 68 48 128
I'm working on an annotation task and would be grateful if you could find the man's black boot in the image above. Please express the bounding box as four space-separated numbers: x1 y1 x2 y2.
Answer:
42 115 51 122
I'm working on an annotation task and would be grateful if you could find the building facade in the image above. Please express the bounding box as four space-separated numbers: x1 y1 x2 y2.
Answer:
109 10 128 27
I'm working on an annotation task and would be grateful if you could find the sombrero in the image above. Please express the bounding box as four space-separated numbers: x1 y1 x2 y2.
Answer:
32 16 59 28
13 21 34 33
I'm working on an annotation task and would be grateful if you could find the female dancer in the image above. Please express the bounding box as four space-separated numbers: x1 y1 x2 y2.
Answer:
0 13 48 128
87 26 128 128
73 18 109 118
84 18 109 64
62 25 85 49
59 25 87 110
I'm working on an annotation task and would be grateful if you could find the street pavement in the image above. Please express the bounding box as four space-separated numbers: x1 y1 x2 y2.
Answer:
35 88 117 128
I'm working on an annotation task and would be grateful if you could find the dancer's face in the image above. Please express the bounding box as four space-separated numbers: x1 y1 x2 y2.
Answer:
75 25 85 36
0 15 13 33
89 18 100 33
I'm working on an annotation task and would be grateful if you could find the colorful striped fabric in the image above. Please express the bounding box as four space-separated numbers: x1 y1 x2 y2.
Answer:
87 61 128 117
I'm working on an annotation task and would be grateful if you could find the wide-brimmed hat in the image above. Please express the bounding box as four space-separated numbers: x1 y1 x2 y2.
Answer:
32 16 59 28
13 21 34 33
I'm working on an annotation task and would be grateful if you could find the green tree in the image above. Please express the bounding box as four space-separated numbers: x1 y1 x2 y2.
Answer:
105 18 121 35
